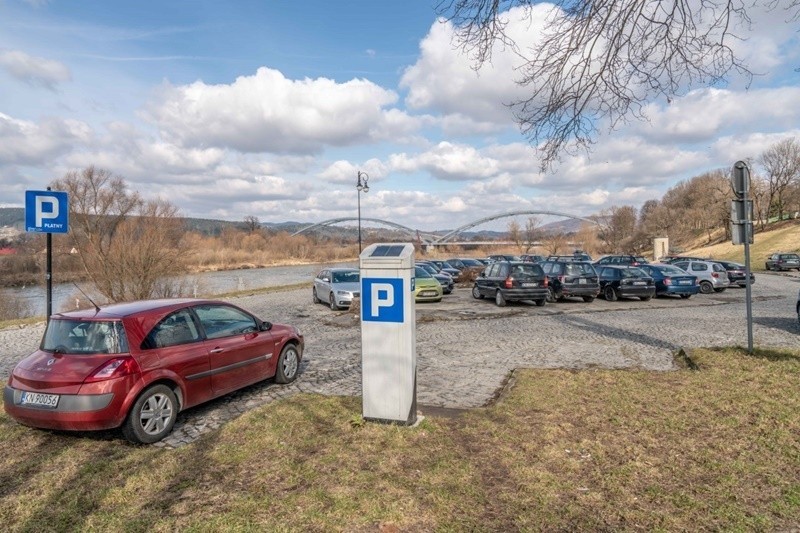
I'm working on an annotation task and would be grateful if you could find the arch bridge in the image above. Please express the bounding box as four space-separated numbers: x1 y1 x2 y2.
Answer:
291 210 600 244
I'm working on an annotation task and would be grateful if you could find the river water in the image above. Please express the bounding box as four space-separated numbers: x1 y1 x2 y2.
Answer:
2 262 354 317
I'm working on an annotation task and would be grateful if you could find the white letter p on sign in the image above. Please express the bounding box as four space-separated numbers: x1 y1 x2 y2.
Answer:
370 282 394 318
35 196 59 227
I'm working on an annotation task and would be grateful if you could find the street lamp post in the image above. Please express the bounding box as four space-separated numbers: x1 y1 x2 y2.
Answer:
356 171 369 253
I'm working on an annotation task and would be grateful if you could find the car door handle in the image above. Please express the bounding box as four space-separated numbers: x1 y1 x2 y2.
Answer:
209 348 224 354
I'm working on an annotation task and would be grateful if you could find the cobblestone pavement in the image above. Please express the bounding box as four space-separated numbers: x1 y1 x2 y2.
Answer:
2 271 799 448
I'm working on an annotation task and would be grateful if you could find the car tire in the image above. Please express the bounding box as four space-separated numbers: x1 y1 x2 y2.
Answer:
472 285 484 299
765 263 770 271
680 294 692 299
312 287 320 304
275 343 300 384
604 286 618 302
329 293 339 310
534 298 546 307
495 290 507 307
122 384 178 444
699 281 713 294
640 295 652 301
582 296 595 303
546 287 556 303
714 288 726 293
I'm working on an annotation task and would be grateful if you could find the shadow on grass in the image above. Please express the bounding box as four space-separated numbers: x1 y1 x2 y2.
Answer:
705 345 800 363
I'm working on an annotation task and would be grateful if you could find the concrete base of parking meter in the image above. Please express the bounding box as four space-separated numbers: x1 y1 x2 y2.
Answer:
359 243 417 425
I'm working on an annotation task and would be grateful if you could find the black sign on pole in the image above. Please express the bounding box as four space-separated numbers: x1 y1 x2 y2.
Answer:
731 161 754 354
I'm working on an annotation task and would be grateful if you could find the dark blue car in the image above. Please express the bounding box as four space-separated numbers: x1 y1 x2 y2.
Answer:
638 263 699 299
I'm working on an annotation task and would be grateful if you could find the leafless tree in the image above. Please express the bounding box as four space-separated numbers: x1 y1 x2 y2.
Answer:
51 166 188 302
438 0 800 169
597 205 637 252
523 215 542 252
507 219 525 252
243 215 261 233
758 137 800 221
542 232 570 255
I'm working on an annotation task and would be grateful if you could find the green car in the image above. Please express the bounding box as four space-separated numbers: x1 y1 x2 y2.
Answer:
414 266 443 303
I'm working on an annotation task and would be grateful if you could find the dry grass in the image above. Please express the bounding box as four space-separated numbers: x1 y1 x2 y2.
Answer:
1 347 798 531
684 220 800 267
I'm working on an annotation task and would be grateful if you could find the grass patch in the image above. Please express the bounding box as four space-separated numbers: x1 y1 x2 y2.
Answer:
1 347 798 530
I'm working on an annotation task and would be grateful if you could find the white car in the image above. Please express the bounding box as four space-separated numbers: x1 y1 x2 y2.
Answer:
313 268 360 310
672 260 730 294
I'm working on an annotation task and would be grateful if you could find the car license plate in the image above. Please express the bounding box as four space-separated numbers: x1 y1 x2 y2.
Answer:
633 281 646 285
20 391 60 408
679 280 691 285
578 278 586 284
420 290 437 297
521 282 535 287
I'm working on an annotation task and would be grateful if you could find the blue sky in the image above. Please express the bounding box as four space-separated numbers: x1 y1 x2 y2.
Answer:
1 0 799 231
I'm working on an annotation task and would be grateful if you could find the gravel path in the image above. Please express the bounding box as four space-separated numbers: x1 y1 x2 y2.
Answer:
2 271 799 448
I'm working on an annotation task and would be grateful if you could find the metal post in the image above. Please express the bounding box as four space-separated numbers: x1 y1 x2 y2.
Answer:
46 186 52 320
356 171 369 254
741 168 754 354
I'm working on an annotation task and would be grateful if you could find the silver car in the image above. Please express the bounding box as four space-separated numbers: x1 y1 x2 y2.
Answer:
672 260 730 294
313 267 360 310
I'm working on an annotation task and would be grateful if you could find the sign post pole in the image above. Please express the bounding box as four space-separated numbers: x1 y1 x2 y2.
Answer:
24 188 69 321
731 161 754 354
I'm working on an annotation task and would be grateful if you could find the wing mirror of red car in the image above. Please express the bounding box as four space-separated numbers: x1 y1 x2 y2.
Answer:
260 321 272 331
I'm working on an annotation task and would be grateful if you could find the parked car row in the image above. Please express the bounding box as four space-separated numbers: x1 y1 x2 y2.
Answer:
470 258 720 307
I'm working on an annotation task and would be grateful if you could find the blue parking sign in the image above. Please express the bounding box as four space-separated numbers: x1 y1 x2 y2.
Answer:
25 190 69 233
362 278 404 322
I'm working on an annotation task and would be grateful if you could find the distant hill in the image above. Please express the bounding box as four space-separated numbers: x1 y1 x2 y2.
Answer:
0 208 24 229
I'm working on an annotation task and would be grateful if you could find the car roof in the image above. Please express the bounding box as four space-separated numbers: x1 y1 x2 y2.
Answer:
52 298 220 320
329 267 358 272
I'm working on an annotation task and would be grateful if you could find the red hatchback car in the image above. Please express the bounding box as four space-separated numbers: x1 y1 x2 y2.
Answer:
4 298 304 444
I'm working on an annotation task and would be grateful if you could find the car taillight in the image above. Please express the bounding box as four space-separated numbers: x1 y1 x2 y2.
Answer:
85 356 140 383
505 277 513 289
543 277 548 287
712 272 719 278
664 277 671 285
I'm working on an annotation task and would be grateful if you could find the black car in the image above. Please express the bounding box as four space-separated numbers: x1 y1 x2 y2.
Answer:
765 252 800 271
472 261 548 307
594 255 649 267
486 254 521 263
540 260 600 302
596 266 656 301
426 260 461 278
546 251 593 262
520 254 545 263
714 260 755 287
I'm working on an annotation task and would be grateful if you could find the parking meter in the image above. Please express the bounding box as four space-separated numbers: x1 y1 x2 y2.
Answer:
359 243 417 425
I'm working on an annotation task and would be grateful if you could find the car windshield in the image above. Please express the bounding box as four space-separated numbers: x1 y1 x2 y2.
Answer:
417 264 436 274
332 271 359 283
41 319 129 354
415 266 434 278
780 254 800 260
564 263 595 276
461 259 483 267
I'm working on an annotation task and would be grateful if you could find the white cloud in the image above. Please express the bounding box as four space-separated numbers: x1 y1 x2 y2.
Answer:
0 113 90 165
318 158 387 184
0 49 71 88
389 141 500 180
145 67 419 154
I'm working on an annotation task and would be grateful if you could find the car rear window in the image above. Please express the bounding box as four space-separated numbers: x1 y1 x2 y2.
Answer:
780 254 800 260
565 263 595 276
42 319 129 354
510 264 544 277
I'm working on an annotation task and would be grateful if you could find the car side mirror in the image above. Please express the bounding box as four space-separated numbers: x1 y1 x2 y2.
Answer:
322 277 330 282
260 321 272 331
479 272 486 277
